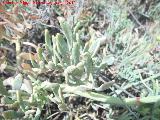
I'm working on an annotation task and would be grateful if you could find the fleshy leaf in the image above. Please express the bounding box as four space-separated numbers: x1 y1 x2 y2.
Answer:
71 42 80 65
102 55 115 66
45 29 52 53
58 17 73 50
12 74 23 90
23 79 33 94
89 39 100 57
56 33 69 64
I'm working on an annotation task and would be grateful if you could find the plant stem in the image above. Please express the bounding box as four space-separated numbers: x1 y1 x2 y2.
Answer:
61 84 160 106
15 39 21 69
16 90 21 103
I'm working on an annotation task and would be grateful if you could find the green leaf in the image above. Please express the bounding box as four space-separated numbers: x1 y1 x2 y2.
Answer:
89 39 100 57
152 99 160 119
30 57 38 68
45 29 52 53
102 55 115 66
12 74 23 90
0 79 8 95
37 47 44 61
53 45 63 66
39 61 45 69
34 107 41 120
64 65 77 75
46 61 55 69
73 22 82 34
94 81 115 92
1 96 14 104
58 17 73 50
138 104 152 116
23 79 33 94
55 33 70 65
58 103 68 111
71 42 80 65
75 61 85 76
52 84 62 103
76 32 83 47
2 110 24 119
89 73 97 87
52 35 58 65
83 53 93 76
83 42 90 53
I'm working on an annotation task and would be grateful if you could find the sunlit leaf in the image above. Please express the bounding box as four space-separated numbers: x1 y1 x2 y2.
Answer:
71 42 80 65
12 74 23 90
45 29 52 53
89 39 100 57
102 55 115 66
58 17 73 50
23 79 33 94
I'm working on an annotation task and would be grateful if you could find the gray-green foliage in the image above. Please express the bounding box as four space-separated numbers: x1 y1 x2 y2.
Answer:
1 1 160 118
0 17 108 119
43 19 111 97
103 1 160 84
35 18 104 87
